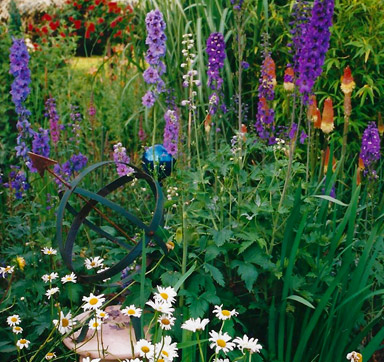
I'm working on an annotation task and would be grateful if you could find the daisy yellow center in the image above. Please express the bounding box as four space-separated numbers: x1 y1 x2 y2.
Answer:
93 322 99 328
62 319 69 327
160 292 169 300
217 339 226 348
162 351 169 357
221 310 231 316
20 339 27 344
15 327 21 331
46 353 54 357
89 297 99 305
99 313 105 317
11 317 18 322
141 346 150 353
127 309 135 315
91 262 96 266
161 318 170 325
158 359 165 362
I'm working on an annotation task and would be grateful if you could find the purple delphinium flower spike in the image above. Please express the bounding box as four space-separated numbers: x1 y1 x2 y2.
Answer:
296 0 335 101
2 166 30 199
142 9 167 108
206 32 226 115
231 0 245 10
163 109 179 157
9 37 35 161
45 98 60 146
113 143 134 177
360 122 380 178
32 128 50 158
53 153 88 190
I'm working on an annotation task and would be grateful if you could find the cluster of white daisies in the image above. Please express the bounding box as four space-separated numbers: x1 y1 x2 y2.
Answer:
121 286 262 362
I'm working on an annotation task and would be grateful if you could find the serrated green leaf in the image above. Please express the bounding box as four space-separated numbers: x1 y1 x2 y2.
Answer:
212 228 233 246
232 260 258 292
204 263 225 286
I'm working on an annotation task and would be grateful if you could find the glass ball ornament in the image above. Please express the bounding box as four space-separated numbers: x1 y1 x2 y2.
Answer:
142 144 175 180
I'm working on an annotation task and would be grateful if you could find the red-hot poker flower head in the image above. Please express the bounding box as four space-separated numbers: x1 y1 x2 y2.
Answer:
321 97 334 134
324 146 336 174
341 66 355 94
283 66 294 91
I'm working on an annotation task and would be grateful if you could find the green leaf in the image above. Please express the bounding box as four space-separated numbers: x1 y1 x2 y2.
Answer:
177 338 209 349
174 263 196 291
212 228 233 246
286 295 315 309
312 195 348 207
232 260 258 291
204 263 225 286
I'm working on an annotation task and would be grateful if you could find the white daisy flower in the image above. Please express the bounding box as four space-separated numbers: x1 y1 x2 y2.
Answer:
53 311 74 335
135 339 154 357
42 247 57 255
45 352 57 360
88 317 103 330
146 300 174 315
216 359 230 362
234 335 262 354
7 314 21 326
96 309 109 320
213 305 239 321
153 286 177 304
1 265 15 277
154 335 178 361
123 359 142 362
346 351 363 362
83 358 101 362
209 330 236 354
16 338 30 349
157 314 176 330
121 305 142 318
61 272 77 284
12 326 23 334
181 318 210 332
46 287 60 299
82 293 105 311
84 256 104 270
42 272 59 283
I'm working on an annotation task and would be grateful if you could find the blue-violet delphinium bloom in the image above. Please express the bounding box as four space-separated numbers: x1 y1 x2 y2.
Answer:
296 0 335 101
32 128 50 158
2 166 30 199
45 98 60 145
206 32 226 90
142 9 167 108
360 122 381 175
288 0 311 73
231 0 244 10
9 37 35 160
53 153 88 189
163 109 179 156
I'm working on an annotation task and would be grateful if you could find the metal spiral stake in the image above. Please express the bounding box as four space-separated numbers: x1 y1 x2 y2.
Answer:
28 152 168 285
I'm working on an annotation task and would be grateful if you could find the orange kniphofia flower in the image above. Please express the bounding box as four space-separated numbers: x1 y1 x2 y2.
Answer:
340 66 356 94
263 56 277 89
321 97 334 134
324 146 337 174
283 67 295 92
378 113 384 136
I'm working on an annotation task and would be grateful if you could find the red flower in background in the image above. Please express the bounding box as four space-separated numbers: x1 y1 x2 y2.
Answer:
28 23 33 31
49 20 60 31
113 30 122 38
97 18 104 24
110 20 117 28
88 22 95 32
60 32 66 38
41 26 49 34
42 14 52 21
74 20 82 29
88 5 95 11
116 16 123 23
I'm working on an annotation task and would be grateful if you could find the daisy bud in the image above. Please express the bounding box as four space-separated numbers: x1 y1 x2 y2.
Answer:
321 97 334 134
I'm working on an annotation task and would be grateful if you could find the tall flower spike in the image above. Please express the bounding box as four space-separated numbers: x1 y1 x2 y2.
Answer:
45 98 60 146
321 97 334 134
163 109 179 157
296 0 335 101
359 122 380 177
341 66 356 95
142 9 167 108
